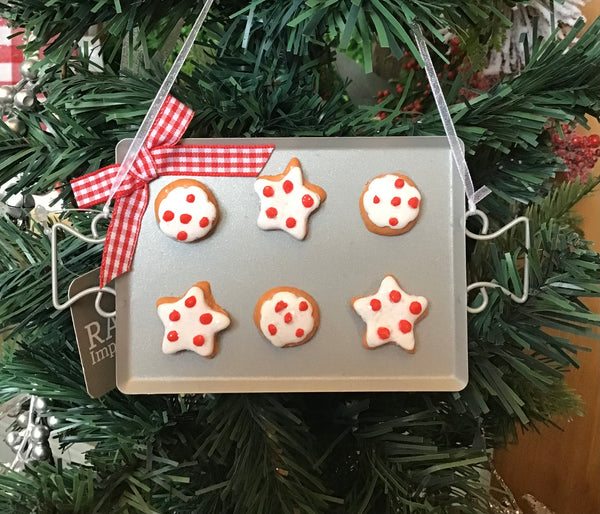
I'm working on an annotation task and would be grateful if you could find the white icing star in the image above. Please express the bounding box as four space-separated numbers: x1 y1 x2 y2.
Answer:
351 275 428 353
254 158 326 240
157 284 230 357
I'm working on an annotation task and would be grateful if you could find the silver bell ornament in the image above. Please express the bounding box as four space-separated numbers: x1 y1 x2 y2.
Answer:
13 89 36 111
46 415 59 428
5 431 23 448
30 443 50 461
19 57 39 81
30 424 50 444
33 397 48 413
0 85 16 105
16 411 29 428
6 117 27 136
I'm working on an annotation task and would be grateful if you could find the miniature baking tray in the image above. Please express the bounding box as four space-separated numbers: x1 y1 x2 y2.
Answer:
115 137 467 393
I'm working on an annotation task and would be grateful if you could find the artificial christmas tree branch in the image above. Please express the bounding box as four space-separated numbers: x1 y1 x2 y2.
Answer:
0 1 599 512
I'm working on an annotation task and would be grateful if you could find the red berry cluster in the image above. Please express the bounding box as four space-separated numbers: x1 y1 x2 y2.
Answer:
552 124 600 182
376 89 391 103
458 72 496 100
373 37 464 121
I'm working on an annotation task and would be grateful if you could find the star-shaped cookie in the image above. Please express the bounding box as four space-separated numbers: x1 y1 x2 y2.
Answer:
254 157 326 240
156 282 230 358
351 275 428 353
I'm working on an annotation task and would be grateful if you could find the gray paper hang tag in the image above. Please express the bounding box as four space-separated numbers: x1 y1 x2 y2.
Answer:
69 268 116 398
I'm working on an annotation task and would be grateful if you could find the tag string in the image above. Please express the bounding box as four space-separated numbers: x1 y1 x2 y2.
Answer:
102 0 215 213
411 23 490 212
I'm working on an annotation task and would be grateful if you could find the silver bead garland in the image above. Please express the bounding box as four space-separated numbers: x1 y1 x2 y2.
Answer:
2 55 43 136
3 394 55 470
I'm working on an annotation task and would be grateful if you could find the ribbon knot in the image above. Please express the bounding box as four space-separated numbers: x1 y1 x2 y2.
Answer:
71 95 274 288
130 146 159 183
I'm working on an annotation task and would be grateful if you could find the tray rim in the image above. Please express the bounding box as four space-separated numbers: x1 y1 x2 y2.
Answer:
115 135 469 393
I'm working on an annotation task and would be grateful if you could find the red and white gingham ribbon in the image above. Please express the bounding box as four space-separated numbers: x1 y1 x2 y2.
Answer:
71 95 274 287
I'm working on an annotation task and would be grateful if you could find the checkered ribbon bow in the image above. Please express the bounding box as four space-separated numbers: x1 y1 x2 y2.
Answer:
71 95 274 287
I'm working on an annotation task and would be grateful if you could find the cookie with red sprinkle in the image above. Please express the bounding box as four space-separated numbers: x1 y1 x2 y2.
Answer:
254 286 319 348
156 282 230 358
359 173 422 236
351 275 428 353
254 158 326 240
154 179 218 242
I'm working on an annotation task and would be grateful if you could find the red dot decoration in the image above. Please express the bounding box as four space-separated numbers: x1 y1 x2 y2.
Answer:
167 330 179 342
377 327 390 340
185 296 196 308
391 196 401 206
263 185 274 197
409 301 422 315
295 328 304 338
399 320 412 333
186 194 195 203
370 299 381 311
395 178 405 188
389 217 398 226
408 197 419 209
199 217 209 228
180 213 192 224
200 313 213 325
275 301 288 313
302 194 314 208
284 312 293 324
373 195 380 204
286 217 296 228
268 324 277 335
169 310 180 322
266 207 278 218
299 301 308 311
177 231 188 241
193 335 205 346
163 210 174 222
283 180 294 194
389 290 401 303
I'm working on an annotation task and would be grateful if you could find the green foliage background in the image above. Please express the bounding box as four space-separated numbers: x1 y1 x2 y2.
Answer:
0 1 598 513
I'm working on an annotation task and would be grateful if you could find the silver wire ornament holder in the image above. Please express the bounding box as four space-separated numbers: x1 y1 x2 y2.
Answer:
412 23 531 314
49 208 116 318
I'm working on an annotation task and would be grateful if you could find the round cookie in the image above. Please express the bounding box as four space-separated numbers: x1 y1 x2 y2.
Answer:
154 179 218 242
359 173 421 236
254 287 319 348
156 281 230 358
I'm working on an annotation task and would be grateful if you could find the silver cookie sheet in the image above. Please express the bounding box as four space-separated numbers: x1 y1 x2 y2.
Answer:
115 136 467 393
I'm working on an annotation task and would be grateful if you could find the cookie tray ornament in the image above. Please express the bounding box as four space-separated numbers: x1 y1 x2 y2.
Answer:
115 136 468 393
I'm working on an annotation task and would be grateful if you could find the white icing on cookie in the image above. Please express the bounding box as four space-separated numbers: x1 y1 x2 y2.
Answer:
157 285 230 357
362 174 421 230
258 291 315 347
352 275 428 352
254 159 324 240
157 184 217 242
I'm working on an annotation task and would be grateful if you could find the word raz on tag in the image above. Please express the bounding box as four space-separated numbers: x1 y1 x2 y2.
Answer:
68 268 116 398
85 316 116 365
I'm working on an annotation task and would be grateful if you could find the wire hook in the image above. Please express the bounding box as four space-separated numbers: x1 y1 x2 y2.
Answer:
465 210 530 313
50 212 116 318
